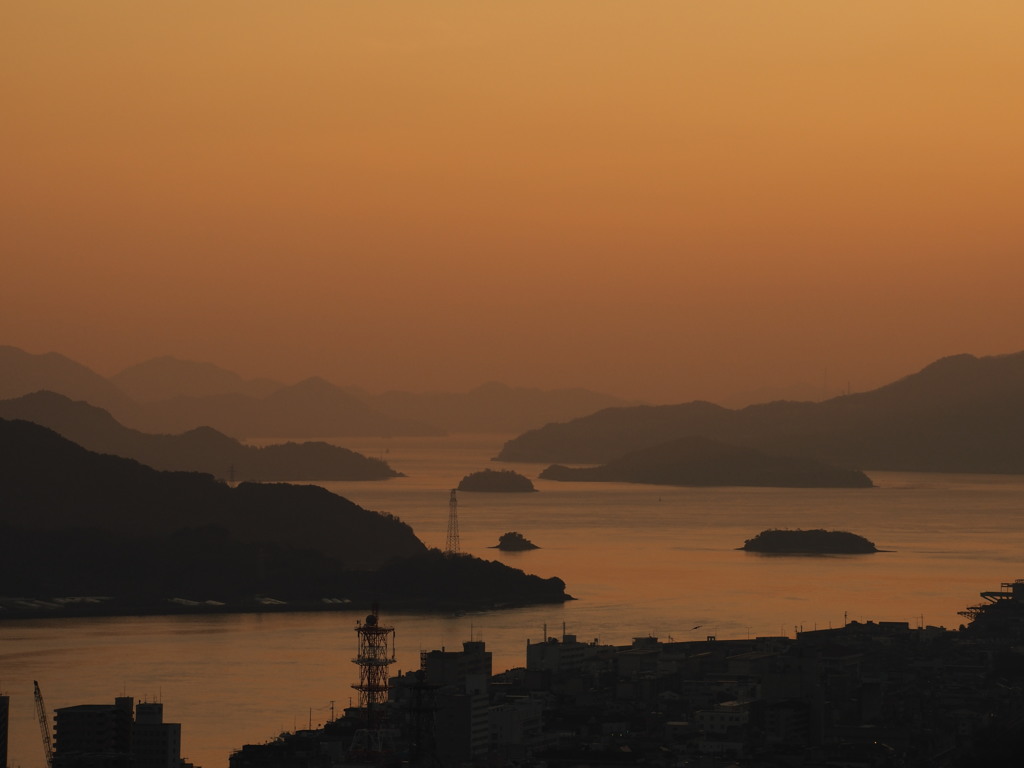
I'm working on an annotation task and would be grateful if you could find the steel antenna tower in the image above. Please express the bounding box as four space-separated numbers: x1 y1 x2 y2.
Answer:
445 489 460 554
350 605 396 758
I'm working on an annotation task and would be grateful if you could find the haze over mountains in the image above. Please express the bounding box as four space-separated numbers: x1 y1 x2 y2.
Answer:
5 344 1024 477
0 346 634 438
0 346 131 413
112 355 284 401
498 351 1024 475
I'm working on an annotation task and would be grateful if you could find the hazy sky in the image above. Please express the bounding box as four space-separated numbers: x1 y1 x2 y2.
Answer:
3 1 1023 404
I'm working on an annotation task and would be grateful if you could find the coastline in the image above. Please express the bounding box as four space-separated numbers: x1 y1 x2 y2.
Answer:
0 593 574 622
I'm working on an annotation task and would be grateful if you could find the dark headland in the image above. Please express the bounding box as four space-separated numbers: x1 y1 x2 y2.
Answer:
0 418 571 619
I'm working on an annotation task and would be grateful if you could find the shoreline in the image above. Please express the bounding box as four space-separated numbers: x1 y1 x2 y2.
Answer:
0 594 573 622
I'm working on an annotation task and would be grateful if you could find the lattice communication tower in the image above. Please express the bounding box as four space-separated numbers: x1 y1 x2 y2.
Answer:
350 607 398 759
352 606 396 717
445 488 460 554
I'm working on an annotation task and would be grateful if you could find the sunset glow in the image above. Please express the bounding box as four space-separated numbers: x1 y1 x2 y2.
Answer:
4 1 1023 402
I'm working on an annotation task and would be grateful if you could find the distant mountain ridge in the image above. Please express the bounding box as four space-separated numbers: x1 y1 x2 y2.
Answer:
498 351 1024 474
0 391 403 481
111 355 283 401
0 345 131 412
0 347 634 437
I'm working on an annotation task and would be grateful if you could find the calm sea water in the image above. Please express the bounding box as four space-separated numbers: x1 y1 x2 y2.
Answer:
3 433 1024 768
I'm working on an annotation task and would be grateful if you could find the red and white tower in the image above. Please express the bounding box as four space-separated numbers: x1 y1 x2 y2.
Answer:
350 606 396 757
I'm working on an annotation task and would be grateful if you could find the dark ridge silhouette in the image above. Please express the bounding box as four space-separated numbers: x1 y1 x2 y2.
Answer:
369 381 637 434
457 468 537 492
0 417 421 566
0 345 131 412
0 391 403 481
0 419 571 611
719 380 826 409
499 351 1024 474
740 528 879 554
111 355 283 401
539 436 873 488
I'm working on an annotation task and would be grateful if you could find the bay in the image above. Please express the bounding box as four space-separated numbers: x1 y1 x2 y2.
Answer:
3 433 1024 768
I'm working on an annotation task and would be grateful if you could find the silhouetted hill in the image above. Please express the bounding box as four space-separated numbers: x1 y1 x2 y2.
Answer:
0 345 131 412
0 419 571 610
457 469 537 492
111 355 283 401
1 421 419 565
499 400 734 464
499 351 1024 474
0 418 421 565
0 391 403 481
370 381 636 434
124 377 443 438
539 436 873 488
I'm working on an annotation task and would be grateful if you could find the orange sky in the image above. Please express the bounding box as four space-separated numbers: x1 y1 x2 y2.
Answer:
3 1 1023 404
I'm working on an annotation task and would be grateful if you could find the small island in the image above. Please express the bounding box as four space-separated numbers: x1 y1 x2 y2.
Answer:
457 468 536 492
491 531 539 551
740 528 879 554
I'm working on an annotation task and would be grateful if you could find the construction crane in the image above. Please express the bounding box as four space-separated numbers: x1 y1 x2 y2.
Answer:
33 680 54 768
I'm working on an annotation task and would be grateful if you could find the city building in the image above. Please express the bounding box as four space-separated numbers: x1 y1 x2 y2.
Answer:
51 696 188 768
1 691 9 768
132 703 182 768
53 697 134 768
